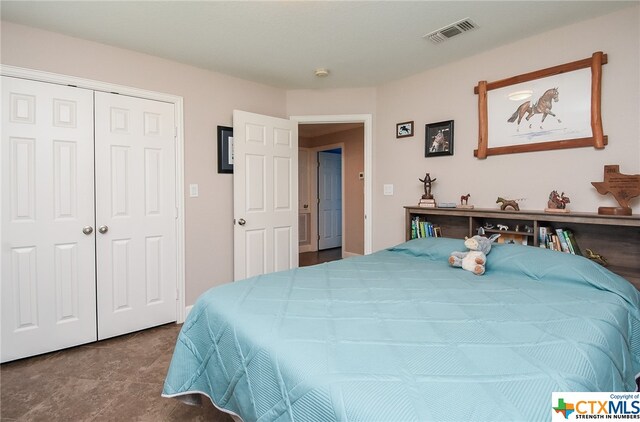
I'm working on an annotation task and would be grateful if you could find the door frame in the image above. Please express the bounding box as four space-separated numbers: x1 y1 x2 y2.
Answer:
291 114 372 255
0 65 187 323
310 143 345 254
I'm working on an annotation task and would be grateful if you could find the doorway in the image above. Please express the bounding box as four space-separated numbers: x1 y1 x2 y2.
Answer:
296 121 365 263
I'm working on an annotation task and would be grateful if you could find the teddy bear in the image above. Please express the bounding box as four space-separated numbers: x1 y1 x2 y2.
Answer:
448 234 500 275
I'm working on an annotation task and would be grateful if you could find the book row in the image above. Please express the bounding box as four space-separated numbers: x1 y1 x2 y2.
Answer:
411 217 442 239
539 227 582 255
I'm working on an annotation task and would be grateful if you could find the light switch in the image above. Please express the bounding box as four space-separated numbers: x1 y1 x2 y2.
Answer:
189 184 199 197
383 184 394 196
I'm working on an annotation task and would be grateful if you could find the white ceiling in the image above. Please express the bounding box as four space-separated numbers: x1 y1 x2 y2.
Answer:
1 1 635 89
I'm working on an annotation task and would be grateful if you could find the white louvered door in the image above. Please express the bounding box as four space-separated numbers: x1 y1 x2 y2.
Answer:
94 92 177 340
1 76 97 362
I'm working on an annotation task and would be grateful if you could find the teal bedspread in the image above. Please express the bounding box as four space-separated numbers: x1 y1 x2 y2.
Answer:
163 238 640 421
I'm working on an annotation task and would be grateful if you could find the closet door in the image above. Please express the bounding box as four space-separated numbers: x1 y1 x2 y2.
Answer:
1 76 97 362
94 92 177 339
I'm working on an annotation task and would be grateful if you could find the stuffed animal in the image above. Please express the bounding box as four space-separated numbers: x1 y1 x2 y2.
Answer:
448 234 500 275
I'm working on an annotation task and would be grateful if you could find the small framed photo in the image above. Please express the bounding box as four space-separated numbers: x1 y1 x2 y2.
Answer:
425 120 454 157
217 125 233 173
396 121 414 138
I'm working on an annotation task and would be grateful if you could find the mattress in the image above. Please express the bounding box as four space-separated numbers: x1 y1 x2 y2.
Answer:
163 237 640 421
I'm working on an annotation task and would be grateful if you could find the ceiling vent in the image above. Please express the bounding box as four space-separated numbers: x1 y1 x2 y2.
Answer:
424 18 478 44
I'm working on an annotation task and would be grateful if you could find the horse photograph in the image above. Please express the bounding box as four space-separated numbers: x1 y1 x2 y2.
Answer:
425 120 454 157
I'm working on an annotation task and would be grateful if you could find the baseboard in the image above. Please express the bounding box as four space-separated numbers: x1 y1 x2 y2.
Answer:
342 251 362 258
184 305 193 320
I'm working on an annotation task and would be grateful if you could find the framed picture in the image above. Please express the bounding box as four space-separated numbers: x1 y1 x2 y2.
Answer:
425 120 454 157
217 125 233 174
396 121 414 138
474 51 607 158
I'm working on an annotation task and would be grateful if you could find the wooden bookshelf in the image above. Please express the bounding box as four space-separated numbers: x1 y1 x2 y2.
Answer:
405 206 640 289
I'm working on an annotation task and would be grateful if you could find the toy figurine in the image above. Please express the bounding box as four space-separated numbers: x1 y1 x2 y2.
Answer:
586 249 608 266
419 173 436 199
545 190 570 213
496 197 521 211
457 193 474 209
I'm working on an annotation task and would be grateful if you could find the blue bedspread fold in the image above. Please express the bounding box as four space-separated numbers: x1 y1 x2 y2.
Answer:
163 237 640 421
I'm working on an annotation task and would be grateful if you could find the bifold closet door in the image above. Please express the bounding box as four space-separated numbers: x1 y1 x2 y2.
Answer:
1 76 97 362
94 92 177 340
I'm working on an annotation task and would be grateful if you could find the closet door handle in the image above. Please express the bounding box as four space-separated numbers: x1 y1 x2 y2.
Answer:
82 226 94 235
98 225 109 234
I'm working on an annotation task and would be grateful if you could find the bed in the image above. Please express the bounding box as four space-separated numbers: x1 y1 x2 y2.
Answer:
162 237 640 421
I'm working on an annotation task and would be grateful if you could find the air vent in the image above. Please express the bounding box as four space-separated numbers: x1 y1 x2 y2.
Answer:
424 18 478 44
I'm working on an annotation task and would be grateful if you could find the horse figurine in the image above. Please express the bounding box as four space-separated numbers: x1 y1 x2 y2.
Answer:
507 88 561 131
460 194 471 206
496 197 521 211
547 190 570 209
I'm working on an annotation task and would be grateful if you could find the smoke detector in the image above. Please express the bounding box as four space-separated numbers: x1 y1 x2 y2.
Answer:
314 68 329 77
424 18 478 44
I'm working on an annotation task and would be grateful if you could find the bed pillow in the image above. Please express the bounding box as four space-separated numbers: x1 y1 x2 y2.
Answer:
388 237 465 261
390 237 639 305
487 242 640 303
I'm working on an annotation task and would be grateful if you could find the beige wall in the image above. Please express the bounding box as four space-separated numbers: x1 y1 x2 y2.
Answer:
2 5 638 303
1 21 287 305
299 127 365 255
372 6 639 250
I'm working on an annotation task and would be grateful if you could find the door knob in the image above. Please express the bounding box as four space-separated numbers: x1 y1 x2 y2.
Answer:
98 225 109 234
82 226 94 235
238 218 246 226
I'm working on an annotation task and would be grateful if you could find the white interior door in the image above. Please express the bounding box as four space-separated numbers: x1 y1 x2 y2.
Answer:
233 110 298 281
318 151 342 250
1 76 97 362
94 92 177 340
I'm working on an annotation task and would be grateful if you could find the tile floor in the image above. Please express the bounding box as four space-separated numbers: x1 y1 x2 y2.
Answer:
2 254 343 421
0 323 233 421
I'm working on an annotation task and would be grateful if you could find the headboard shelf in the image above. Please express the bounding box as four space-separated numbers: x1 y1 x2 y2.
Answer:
405 206 640 289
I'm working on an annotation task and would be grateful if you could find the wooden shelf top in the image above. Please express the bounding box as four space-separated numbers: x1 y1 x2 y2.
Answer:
405 206 640 227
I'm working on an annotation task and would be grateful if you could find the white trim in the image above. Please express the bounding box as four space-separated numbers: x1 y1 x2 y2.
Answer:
1 65 187 324
291 114 373 255
184 305 194 321
342 251 362 258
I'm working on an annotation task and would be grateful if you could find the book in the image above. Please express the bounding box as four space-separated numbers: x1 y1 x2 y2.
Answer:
555 228 570 253
565 230 583 256
539 226 551 247
437 202 456 208
561 230 575 254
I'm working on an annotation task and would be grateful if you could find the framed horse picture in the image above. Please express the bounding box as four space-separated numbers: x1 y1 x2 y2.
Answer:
425 120 454 157
474 51 607 158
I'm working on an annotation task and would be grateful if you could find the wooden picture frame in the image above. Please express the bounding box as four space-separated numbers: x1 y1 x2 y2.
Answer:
396 121 414 138
474 51 607 159
217 125 233 173
425 120 454 157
